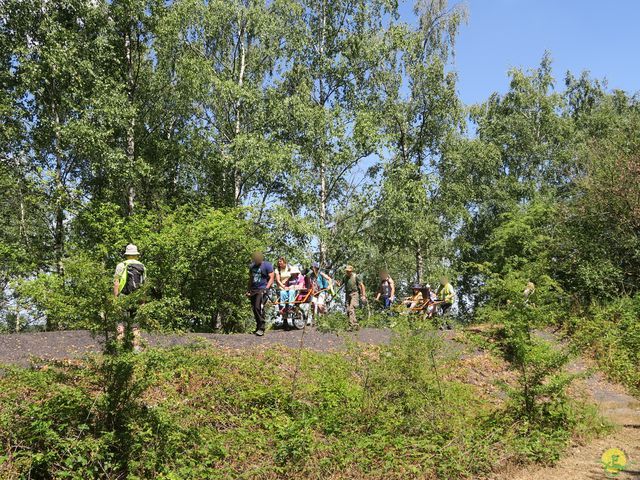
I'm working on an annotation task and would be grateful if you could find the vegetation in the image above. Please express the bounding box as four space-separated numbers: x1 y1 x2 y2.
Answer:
0 332 605 479
2 0 639 331
1 0 639 477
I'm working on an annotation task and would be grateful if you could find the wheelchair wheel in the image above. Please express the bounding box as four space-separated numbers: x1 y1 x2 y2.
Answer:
291 307 307 330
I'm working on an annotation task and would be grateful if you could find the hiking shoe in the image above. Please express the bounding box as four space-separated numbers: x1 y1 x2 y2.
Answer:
255 329 265 337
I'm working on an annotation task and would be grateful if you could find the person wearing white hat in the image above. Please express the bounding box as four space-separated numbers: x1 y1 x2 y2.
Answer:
113 244 146 351
283 265 304 308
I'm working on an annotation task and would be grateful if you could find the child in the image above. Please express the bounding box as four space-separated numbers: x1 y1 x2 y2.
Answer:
403 284 424 309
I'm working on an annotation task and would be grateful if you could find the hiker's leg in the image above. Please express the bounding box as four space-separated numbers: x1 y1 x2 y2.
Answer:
279 289 288 304
310 296 318 325
252 290 266 332
287 289 297 304
440 302 453 329
317 292 326 314
132 323 142 351
347 292 359 329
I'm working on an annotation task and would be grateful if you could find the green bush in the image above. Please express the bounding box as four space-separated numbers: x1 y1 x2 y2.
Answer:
0 331 604 479
474 268 596 462
569 295 640 395
16 205 264 333
15 254 117 331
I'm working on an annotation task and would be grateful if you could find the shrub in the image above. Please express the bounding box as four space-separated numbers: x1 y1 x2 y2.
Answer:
476 270 590 462
16 205 264 333
15 254 117 331
569 295 640 395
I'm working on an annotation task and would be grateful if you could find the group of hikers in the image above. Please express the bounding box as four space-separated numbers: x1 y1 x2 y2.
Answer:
247 251 456 337
110 245 456 343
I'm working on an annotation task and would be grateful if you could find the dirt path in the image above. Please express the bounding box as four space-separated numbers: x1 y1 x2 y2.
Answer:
0 328 399 367
497 333 640 480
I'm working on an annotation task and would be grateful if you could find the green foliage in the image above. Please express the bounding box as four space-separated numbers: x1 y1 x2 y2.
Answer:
0 333 602 479
474 279 606 464
16 254 116 331
16 207 262 332
569 295 640 396
554 101 640 302
139 207 262 332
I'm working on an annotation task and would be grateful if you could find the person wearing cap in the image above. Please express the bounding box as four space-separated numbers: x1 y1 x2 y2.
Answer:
247 251 275 336
343 265 366 330
375 270 395 309
309 262 333 322
113 244 146 351
403 284 424 309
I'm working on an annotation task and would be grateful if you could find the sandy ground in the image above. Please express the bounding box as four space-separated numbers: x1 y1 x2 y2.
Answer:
494 335 640 480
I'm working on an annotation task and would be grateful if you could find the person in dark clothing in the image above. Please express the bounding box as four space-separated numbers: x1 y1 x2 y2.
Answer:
247 251 275 336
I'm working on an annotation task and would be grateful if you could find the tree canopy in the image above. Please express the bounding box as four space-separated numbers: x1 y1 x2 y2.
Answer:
1 0 639 331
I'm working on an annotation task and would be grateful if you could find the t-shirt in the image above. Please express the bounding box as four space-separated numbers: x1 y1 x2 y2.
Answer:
287 275 305 289
344 273 363 295
310 271 329 290
316 271 329 290
250 261 274 289
380 278 393 297
438 282 455 303
277 265 292 285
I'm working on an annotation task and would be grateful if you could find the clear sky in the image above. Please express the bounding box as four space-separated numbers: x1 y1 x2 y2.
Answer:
399 0 640 105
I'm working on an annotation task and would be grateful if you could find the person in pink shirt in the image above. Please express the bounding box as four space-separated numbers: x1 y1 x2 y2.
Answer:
283 266 305 307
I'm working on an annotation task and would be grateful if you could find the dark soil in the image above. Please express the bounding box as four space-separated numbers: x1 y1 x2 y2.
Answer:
0 328 401 367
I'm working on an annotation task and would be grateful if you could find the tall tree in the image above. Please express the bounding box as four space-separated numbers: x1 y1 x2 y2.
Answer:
278 0 397 264
441 55 574 310
4 0 127 275
155 0 294 209
373 0 466 284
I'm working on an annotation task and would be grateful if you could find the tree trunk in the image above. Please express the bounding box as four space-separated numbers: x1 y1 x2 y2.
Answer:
317 0 328 265
415 242 423 284
319 158 327 264
233 20 247 205
52 106 65 278
125 30 136 215
19 190 26 243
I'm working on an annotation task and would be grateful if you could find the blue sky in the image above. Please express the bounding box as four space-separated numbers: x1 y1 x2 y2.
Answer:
398 0 640 105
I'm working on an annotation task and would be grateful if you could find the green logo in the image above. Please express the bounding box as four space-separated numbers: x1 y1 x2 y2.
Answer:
601 448 628 477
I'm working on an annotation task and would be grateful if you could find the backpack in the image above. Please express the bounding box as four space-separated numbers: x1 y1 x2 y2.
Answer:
121 260 146 295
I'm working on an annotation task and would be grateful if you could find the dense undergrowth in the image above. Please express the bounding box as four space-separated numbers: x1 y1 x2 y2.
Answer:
566 295 640 397
0 329 605 480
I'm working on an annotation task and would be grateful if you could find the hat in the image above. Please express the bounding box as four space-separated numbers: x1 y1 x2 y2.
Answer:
424 284 431 289
124 244 140 256
412 283 421 290
345 265 354 272
312 262 320 269
289 265 301 275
